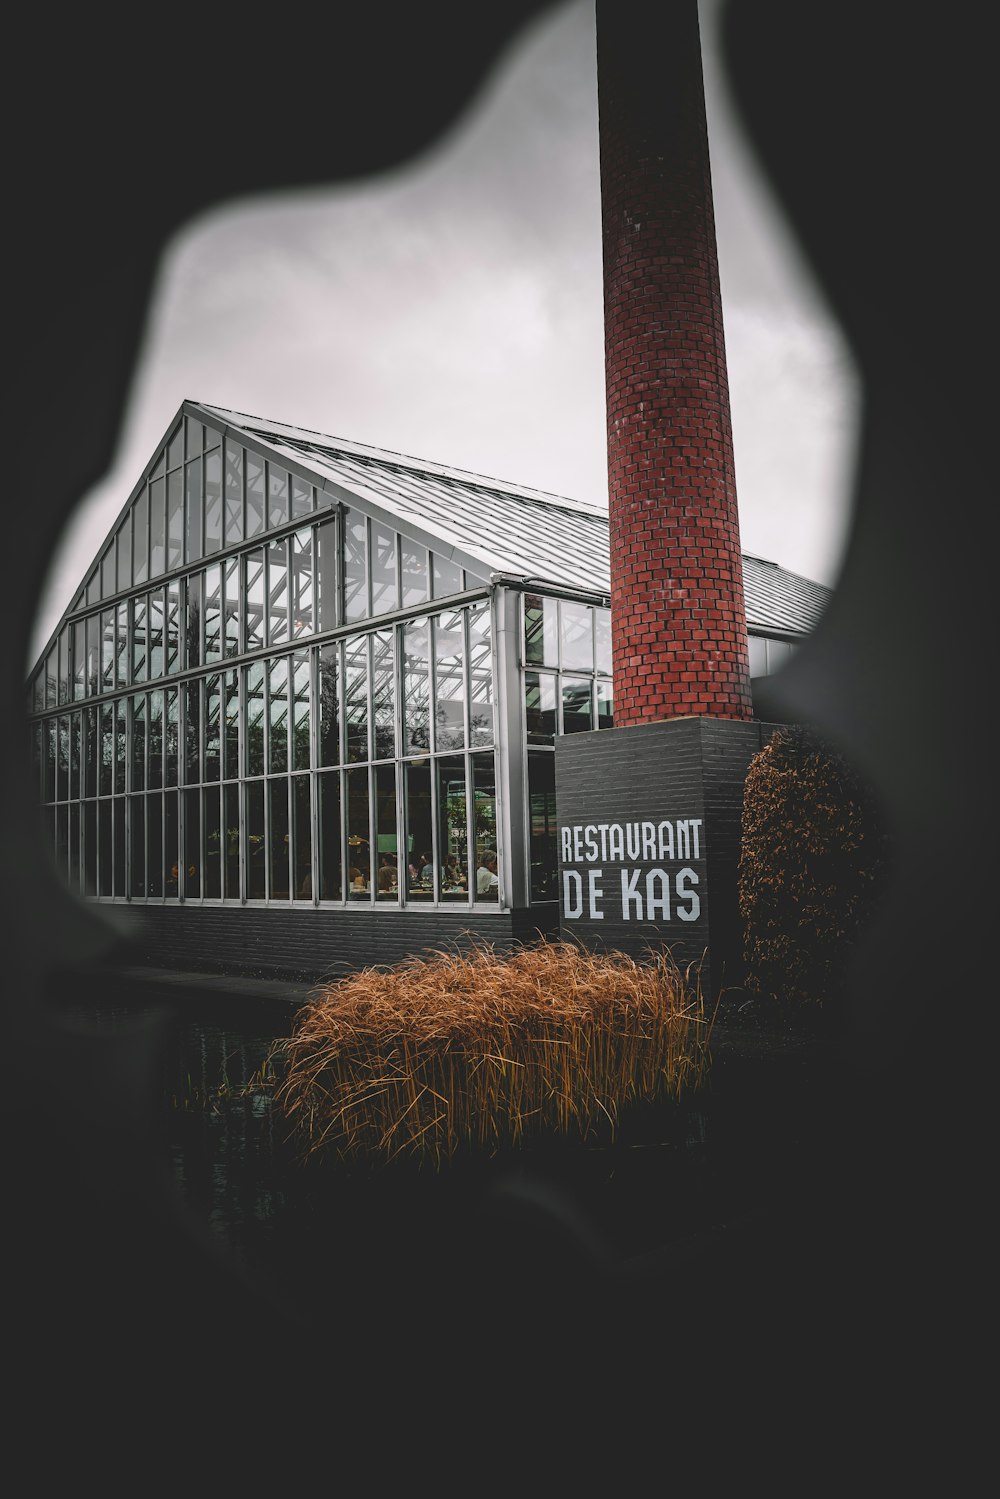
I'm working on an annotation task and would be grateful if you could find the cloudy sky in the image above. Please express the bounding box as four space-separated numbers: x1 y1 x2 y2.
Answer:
29 0 859 667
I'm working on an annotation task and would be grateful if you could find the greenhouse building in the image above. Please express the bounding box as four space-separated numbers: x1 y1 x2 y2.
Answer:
26 400 830 979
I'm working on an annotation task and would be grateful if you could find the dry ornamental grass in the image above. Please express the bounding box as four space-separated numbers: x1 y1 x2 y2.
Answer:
273 938 712 1168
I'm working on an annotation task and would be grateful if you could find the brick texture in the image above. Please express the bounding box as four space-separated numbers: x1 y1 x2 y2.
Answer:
597 0 753 724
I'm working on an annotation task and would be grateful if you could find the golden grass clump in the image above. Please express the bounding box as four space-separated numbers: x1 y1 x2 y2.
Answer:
272 938 712 1168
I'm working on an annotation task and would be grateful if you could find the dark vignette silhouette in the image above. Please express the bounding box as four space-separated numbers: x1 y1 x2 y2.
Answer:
4 0 989 1474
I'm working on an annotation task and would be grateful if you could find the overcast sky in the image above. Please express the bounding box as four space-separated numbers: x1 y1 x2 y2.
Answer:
30 0 859 668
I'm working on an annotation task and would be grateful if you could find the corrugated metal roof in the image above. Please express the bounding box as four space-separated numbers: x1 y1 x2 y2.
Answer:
196 402 830 638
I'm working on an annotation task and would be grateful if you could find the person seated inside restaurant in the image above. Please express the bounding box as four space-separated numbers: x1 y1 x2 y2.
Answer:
377 855 397 894
443 855 467 890
349 864 367 891
476 850 498 899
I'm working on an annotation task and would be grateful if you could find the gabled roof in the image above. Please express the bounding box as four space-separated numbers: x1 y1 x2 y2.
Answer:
200 402 831 636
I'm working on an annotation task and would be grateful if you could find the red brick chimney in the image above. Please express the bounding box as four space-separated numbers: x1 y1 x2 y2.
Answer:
598 0 753 725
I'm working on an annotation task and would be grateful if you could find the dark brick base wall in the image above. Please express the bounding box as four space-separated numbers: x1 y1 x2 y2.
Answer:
554 717 780 997
101 902 561 983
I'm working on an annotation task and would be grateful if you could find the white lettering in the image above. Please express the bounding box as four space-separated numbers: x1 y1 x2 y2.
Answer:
677 821 690 859
588 869 604 920
584 825 598 862
641 821 656 860
563 870 583 919
609 823 625 861
573 826 583 863
626 822 641 859
597 824 609 860
645 868 671 921
561 826 572 863
657 821 675 861
689 819 702 859
620 868 643 920
675 867 701 922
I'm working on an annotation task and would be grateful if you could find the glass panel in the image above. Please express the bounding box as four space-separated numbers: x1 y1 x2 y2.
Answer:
224 441 244 545
204 424 221 452
57 629 69 705
267 538 289 647
99 703 113 796
268 656 289 774
165 580 181 674
147 690 163 789
344 634 369 764
223 783 240 900
131 596 147 683
223 670 239 781
44 720 56 801
291 529 313 636
404 761 433 901
86 615 100 696
44 646 57 709
56 716 69 800
318 643 340 767
436 756 467 903
84 801 97 895
116 602 129 688
164 789 178 897
246 450 265 537
167 469 183 570
86 567 101 607
527 751 558 902
432 553 463 599
245 549 265 653
164 688 179 786
292 652 310 772
183 681 200 786
204 675 221 782
147 792 162 898
524 594 558 667
343 508 368 622
69 713 82 800
268 778 290 900
183 786 200 899
245 780 266 898
203 785 222 899
73 621 86 700
375 764 399 900
560 601 593 672
434 611 465 751
84 706 98 797
100 612 115 692
562 676 593 735
748 636 766 677
371 630 395 760
291 776 312 900
595 608 612 675
596 678 614 730
113 796 126 896
525 672 556 744
185 457 203 563
147 589 164 679
151 449 166 481
186 572 203 670
101 543 115 600
98 801 112 895
400 539 429 608
402 617 430 754
204 447 222 554
370 523 397 616
116 514 132 594
32 667 44 714
185 415 203 457
346 767 371 899
468 603 494 747
150 476 166 577
132 489 149 585
291 475 312 520
318 770 342 901
204 563 222 664
267 463 289 530
129 796 145 898
131 695 146 792
224 557 240 658
317 516 338 631
245 663 265 777
114 701 127 795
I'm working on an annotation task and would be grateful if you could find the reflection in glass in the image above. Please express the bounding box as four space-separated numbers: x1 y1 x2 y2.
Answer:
165 581 181 674
344 508 368 622
372 630 394 760
318 643 340 767
165 688 179 787
524 594 558 667
291 529 313 636
223 557 240 658
147 590 164 679
245 779 266 899
597 679 613 730
292 475 312 521
434 611 465 750
115 700 127 794
183 682 199 786
472 752 497 902
204 675 221 783
245 663 265 777
560 601 593 672
116 516 131 595
595 607 612 676
245 549 265 653
133 490 148 585
101 544 115 599
562 676 593 735
432 553 463 599
268 657 288 775
402 617 430 754
268 464 289 530
291 653 311 772
167 470 183 569
185 457 203 563
468 604 494 746
223 671 239 781
371 523 397 616
186 572 203 671
246 451 265 537
268 778 290 899
267 539 289 647
528 751 558 901
148 690 163 790
131 695 145 793
204 447 222 554
345 634 369 763
317 517 338 631
400 539 428 607
204 564 222 663
150 476 166 577
224 441 244 545
525 672 557 744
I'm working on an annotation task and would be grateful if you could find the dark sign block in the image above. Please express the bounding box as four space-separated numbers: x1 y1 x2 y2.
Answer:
553 718 780 998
